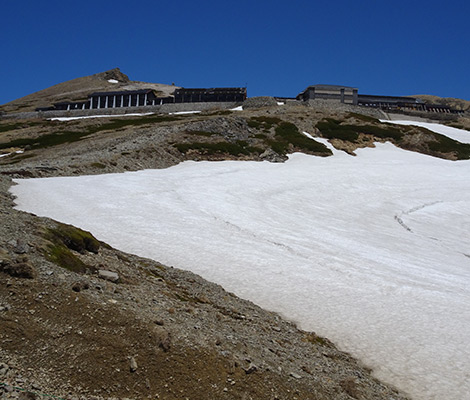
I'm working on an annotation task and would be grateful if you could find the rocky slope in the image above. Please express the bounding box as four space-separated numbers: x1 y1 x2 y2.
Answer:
413 94 470 112
0 68 178 114
1 76 470 399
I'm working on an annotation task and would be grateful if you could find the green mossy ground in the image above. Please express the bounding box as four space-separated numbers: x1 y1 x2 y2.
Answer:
43 223 101 273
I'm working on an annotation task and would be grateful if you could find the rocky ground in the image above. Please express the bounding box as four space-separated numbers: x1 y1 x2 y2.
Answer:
1 99 469 399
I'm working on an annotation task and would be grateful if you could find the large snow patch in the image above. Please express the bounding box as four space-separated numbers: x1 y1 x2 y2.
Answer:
10 138 470 400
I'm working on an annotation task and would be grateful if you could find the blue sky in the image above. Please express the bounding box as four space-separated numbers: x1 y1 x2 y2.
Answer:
2 0 469 104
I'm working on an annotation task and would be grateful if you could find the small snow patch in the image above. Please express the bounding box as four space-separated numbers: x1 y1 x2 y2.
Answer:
0 150 24 158
108 79 118 84
49 113 154 121
230 106 243 111
169 111 201 115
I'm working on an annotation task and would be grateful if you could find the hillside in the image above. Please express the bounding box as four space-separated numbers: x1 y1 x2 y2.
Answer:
1 72 470 400
412 94 470 112
0 68 178 114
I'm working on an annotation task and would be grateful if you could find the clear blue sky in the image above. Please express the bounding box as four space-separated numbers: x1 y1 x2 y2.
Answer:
2 0 469 105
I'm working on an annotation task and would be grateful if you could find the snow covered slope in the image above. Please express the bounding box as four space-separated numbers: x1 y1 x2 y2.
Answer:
10 122 470 400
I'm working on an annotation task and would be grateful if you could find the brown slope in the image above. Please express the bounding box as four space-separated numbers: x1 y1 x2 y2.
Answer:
412 94 470 112
0 68 179 113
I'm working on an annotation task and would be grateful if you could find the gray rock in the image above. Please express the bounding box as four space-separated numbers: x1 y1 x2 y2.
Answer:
98 269 119 283
0 363 9 376
13 239 30 254
1 260 36 279
72 280 90 292
129 357 138 372
243 97 278 109
244 363 257 374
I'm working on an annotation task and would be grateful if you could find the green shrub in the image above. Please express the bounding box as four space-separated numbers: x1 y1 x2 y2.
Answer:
346 112 379 123
175 140 262 156
0 115 181 151
91 162 106 169
43 224 100 273
316 120 359 142
275 122 331 155
428 134 470 159
354 124 404 140
46 223 100 254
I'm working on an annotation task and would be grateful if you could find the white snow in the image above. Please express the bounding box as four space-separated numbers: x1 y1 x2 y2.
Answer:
380 119 470 144
49 112 155 121
0 150 24 158
230 106 243 111
10 122 470 400
107 79 118 83
168 111 201 115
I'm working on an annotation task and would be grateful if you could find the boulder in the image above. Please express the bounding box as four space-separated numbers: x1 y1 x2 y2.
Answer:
98 269 119 283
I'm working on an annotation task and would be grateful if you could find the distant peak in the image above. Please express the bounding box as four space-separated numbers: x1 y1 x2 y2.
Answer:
95 68 130 83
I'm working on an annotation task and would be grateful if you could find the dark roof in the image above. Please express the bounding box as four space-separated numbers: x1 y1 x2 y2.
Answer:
358 94 423 103
175 87 246 93
89 89 156 97
305 84 358 91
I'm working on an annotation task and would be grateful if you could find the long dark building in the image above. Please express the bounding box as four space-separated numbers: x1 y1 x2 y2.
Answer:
36 87 247 112
174 87 247 103
296 84 461 114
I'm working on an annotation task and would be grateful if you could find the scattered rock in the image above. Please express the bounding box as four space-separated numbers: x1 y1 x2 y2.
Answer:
243 96 278 109
1 259 36 279
244 363 258 374
13 239 30 254
154 326 171 352
19 391 37 400
129 357 138 373
0 363 9 376
290 372 302 379
98 269 119 283
72 280 90 292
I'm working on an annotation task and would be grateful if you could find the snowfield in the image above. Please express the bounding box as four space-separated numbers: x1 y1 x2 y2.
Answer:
10 122 470 400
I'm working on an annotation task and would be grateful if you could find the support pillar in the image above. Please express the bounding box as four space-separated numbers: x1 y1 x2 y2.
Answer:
98 97 101 109
128 95 131 107
121 95 124 107
105 96 108 108
113 96 116 108
90 97 93 109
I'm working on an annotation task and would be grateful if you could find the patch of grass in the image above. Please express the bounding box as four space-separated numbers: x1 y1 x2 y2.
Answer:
316 119 359 142
90 162 106 169
356 124 404 140
1 153 36 165
428 133 470 159
0 115 180 151
175 140 262 156
347 112 379 123
274 122 332 155
46 223 101 254
46 244 91 273
248 116 282 131
43 224 101 273
0 121 43 134
317 119 405 142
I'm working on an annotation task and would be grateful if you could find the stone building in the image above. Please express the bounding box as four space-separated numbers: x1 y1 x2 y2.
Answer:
296 85 358 105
